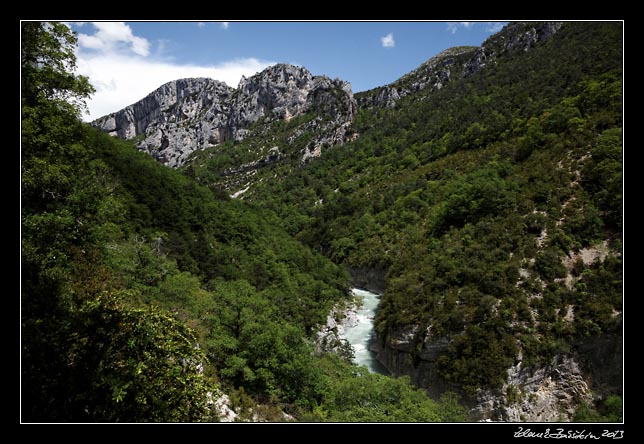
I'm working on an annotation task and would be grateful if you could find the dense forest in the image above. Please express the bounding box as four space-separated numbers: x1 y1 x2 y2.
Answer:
21 22 466 422
184 22 623 421
22 21 622 423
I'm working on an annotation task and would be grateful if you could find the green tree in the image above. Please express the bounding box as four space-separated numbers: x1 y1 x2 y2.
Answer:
306 355 467 422
22 22 215 422
205 280 320 404
583 128 622 230
574 395 622 423
22 23 102 421
61 291 212 422
21 22 94 111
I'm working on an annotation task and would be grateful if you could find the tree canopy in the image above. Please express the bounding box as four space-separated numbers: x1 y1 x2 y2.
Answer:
22 21 622 422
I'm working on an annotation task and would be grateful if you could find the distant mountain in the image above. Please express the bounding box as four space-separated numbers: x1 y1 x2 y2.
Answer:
94 22 564 170
92 64 356 167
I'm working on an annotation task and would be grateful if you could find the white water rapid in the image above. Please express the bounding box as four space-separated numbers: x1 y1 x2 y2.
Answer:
343 288 389 375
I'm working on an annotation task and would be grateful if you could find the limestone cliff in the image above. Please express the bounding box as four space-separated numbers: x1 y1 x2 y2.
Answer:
93 64 356 167
373 324 620 422
93 78 233 168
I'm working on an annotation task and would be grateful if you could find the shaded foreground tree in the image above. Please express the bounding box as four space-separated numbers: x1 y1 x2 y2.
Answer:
21 22 211 422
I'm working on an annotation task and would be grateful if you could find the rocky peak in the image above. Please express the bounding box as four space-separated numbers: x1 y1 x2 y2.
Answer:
95 78 231 139
234 64 314 116
358 21 564 109
93 78 233 167
462 21 563 77
93 64 356 167
228 64 328 139
499 21 563 53
357 46 476 109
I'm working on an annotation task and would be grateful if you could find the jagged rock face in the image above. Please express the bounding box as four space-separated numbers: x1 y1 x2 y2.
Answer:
473 354 593 422
374 324 618 421
228 64 314 136
227 64 357 162
372 326 456 400
462 21 564 77
94 78 233 167
501 21 563 53
358 46 476 109
300 77 357 161
93 64 356 167
347 267 386 295
358 21 564 109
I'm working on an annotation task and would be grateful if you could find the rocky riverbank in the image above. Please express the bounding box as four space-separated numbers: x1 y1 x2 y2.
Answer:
316 288 390 374
374 325 621 421
315 299 359 358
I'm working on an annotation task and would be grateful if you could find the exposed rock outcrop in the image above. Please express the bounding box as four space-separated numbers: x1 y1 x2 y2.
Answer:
473 353 593 422
210 391 238 422
575 330 623 398
93 64 356 167
94 78 233 168
462 21 563 77
315 304 357 358
374 325 620 421
357 46 476 109
372 326 456 400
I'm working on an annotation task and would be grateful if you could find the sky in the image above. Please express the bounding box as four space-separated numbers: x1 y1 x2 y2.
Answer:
64 21 508 121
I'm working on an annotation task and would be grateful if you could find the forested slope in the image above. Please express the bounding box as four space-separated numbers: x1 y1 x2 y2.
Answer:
21 22 465 422
185 21 623 420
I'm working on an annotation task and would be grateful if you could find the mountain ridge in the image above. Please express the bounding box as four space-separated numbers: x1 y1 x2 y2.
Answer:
93 21 565 173
357 21 564 109
92 63 356 167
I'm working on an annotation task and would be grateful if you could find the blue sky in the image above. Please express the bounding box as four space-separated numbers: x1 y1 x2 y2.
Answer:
65 21 507 120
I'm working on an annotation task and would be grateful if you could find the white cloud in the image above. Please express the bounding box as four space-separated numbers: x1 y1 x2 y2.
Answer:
73 21 272 121
447 22 473 34
196 22 206 28
221 22 230 30
77 53 274 121
154 39 174 60
78 22 150 57
62 21 86 29
381 32 395 48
